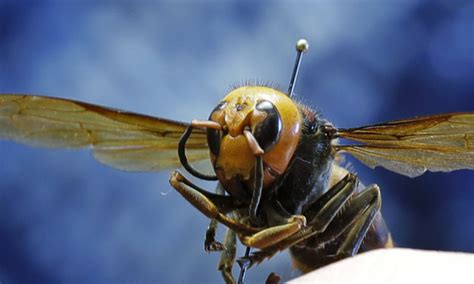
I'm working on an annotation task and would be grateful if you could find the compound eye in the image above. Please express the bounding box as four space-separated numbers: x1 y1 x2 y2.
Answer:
207 101 226 156
253 101 282 152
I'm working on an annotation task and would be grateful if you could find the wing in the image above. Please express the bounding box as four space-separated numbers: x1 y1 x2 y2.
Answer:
335 113 474 177
0 94 209 171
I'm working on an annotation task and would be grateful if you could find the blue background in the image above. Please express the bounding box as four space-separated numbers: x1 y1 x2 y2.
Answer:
0 1 473 283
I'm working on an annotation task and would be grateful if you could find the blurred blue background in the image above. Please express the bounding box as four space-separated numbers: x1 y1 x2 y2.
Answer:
0 1 473 283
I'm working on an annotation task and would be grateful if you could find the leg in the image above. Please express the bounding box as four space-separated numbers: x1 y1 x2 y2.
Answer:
290 184 383 269
205 183 226 252
169 170 259 235
218 228 237 284
171 170 308 244
239 215 307 249
239 173 359 264
305 173 358 231
240 176 379 267
333 184 382 257
206 219 225 252
235 214 307 277
309 183 381 251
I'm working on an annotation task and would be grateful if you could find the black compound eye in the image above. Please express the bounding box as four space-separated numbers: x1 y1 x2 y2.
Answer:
253 100 282 152
206 102 226 156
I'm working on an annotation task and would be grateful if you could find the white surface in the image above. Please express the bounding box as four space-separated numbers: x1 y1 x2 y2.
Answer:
289 248 474 283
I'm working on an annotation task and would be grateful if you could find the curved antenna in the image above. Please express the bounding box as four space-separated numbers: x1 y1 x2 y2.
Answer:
287 39 309 97
178 125 218 181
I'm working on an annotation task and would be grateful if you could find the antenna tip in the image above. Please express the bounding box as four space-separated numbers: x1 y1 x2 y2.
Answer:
296 39 309 53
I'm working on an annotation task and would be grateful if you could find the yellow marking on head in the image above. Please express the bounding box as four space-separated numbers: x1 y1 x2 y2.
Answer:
216 134 255 180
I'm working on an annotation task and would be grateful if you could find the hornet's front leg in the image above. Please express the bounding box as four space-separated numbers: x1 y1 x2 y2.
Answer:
169 171 259 235
204 183 227 252
238 215 307 249
218 228 237 284
238 173 378 267
170 170 307 254
234 211 308 284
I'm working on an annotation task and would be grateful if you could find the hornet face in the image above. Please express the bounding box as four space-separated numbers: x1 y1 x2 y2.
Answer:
206 86 302 198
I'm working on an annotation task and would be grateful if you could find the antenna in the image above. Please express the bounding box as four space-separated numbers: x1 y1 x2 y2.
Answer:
287 39 309 97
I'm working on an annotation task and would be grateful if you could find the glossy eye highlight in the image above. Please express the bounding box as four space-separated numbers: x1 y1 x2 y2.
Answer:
252 100 282 152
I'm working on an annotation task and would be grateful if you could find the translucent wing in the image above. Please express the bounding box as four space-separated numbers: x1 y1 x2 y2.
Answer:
335 113 474 177
0 94 209 171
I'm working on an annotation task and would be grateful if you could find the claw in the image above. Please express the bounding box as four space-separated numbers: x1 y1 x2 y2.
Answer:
205 240 226 252
288 215 307 227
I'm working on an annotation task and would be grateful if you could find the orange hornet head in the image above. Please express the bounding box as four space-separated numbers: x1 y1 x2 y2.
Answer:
206 86 302 198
